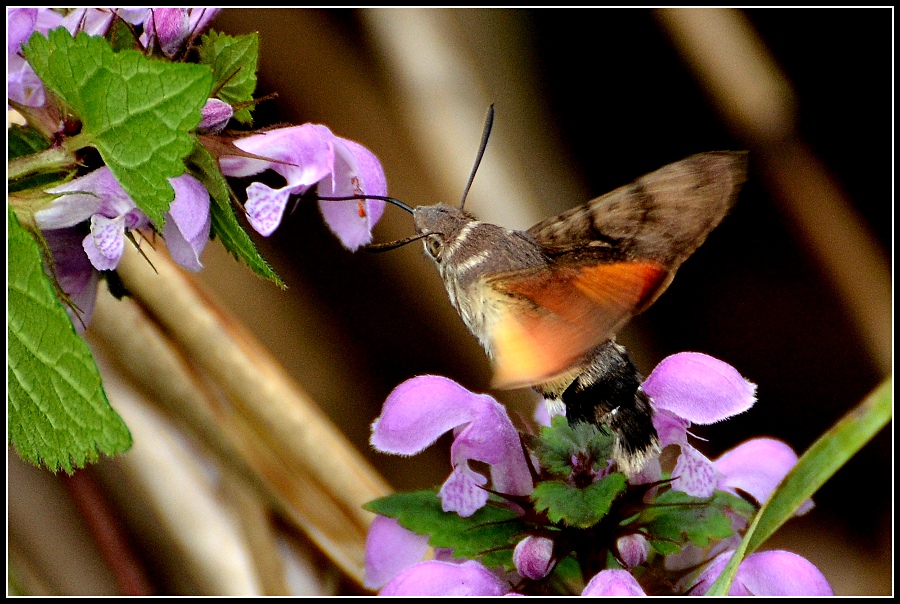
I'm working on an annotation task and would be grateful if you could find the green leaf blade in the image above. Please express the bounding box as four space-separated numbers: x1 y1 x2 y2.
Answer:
186 141 284 287
197 31 259 124
532 474 627 528
8 207 132 473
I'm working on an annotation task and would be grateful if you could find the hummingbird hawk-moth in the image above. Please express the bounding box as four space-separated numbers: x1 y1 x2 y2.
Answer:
322 111 748 475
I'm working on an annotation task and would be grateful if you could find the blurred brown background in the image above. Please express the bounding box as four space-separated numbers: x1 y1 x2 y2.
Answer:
9 8 891 595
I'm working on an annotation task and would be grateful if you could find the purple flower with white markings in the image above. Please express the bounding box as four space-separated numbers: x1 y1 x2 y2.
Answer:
36 167 211 273
641 352 757 497
219 124 387 250
371 375 532 517
363 354 832 595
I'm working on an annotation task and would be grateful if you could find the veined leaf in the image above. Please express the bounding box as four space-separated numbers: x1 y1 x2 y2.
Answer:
8 206 132 473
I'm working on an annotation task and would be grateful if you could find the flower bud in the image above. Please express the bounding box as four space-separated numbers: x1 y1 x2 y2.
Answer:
151 8 189 57
199 98 233 133
513 536 555 580
616 533 650 568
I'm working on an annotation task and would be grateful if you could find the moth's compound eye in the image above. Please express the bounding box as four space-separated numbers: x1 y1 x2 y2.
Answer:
425 235 443 260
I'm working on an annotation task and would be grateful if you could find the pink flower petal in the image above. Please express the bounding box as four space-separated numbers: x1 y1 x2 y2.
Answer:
163 174 211 271
149 8 189 56
734 550 833 596
43 227 99 333
8 8 37 54
364 516 430 590
617 533 650 569
715 437 813 515
371 376 531 515
84 214 126 271
186 8 219 38
370 376 488 455
220 124 335 183
582 569 646 596
439 464 489 517
689 550 832 596
40 168 135 229
317 136 387 250
449 397 532 498
380 560 509 596
651 408 690 448
643 352 756 425
243 182 291 237
671 442 720 498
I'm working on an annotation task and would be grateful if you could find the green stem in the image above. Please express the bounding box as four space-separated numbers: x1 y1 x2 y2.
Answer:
7 145 76 180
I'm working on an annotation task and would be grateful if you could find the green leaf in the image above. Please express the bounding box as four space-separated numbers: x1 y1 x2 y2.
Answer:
640 489 735 550
8 124 51 160
548 555 585 595
185 141 284 287
8 206 132 473
706 378 892 596
535 415 614 476
107 16 139 52
365 490 527 570
23 28 213 227
197 31 259 124
532 474 627 528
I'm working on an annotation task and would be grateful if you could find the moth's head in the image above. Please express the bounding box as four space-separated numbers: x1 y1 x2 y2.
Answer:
413 204 477 262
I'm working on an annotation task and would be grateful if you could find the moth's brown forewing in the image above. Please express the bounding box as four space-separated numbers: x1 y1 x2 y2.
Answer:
479 151 748 388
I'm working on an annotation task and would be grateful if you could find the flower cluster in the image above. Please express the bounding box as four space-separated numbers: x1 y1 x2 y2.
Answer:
363 353 832 596
8 8 387 331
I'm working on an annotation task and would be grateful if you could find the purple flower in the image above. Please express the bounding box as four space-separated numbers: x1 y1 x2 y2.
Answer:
199 98 233 133
714 437 814 515
141 8 218 56
364 516 430 591
582 569 647 596
8 7 49 107
513 536 555 580
687 549 833 596
59 8 114 37
42 227 100 333
37 167 211 273
8 8 149 108
616 533 650 569
370 375 532 517
163 174 213 272
379 560 510 596
218 124 387 250
641 352 757 497
7 8 37 55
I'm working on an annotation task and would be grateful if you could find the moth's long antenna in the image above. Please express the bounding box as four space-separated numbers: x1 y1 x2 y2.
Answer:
459 104 495 211
313 194 414 214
